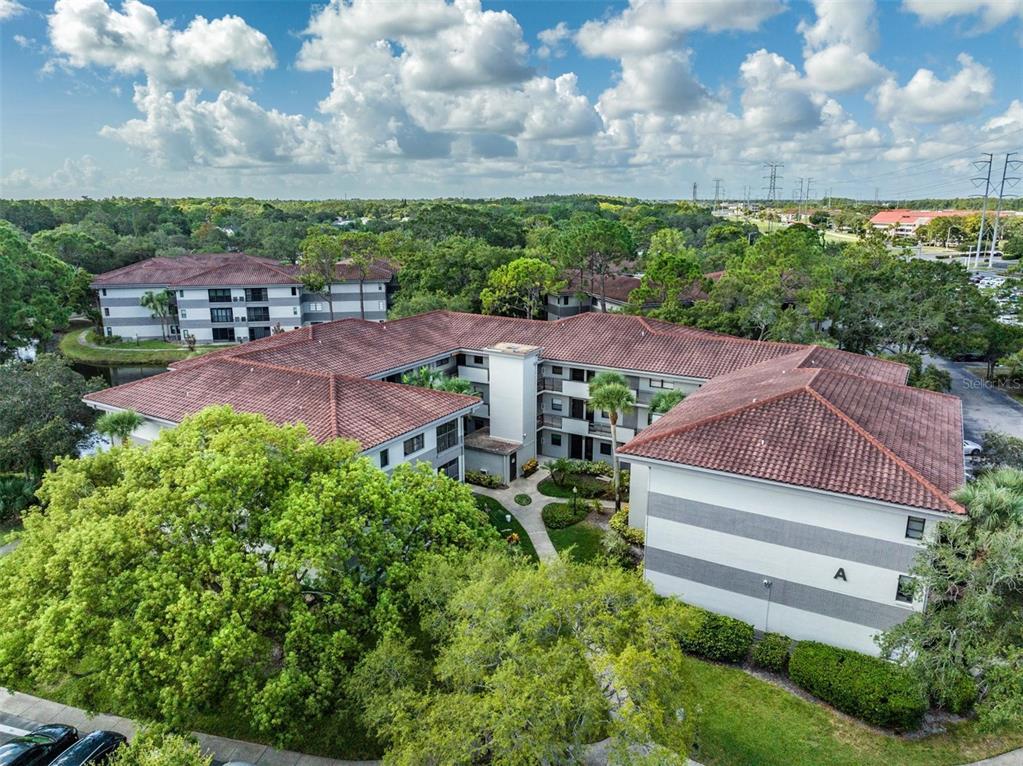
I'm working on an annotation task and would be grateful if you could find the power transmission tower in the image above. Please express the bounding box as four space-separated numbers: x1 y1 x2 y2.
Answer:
804 178 814 218
971 153 994 270
762 162 783 230
987 152 1021 268
692 182 698 202
713 178 723 208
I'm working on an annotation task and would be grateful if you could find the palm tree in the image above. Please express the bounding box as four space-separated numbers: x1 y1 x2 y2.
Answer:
649 388 686 415
587 371 636 509
433 377 475 395
140 289 174 341
952 468 1023 535
401 367 440 388
95 409 144 447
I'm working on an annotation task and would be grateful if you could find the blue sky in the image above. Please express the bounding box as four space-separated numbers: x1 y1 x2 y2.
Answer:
1 0 1020 200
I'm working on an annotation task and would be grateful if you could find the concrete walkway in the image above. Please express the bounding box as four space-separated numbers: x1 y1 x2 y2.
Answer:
0 688 377 766
473 467 558 560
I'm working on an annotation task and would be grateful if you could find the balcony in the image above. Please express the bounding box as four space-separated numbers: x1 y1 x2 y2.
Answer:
458 365 490 384
561 418 590 436
539 377 563 392
562 380 590 398
538 414 563 429
590 421 612 436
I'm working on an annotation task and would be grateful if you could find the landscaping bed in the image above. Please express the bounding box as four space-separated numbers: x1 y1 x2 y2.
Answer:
475 494 538 561
58 328 225 366
537 472 610 499
689 658 1023 766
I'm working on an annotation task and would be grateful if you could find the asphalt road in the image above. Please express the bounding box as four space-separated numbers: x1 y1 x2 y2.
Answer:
927 357 1023 442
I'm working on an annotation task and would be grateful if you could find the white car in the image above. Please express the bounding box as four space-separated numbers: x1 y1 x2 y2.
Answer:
963 439 983 457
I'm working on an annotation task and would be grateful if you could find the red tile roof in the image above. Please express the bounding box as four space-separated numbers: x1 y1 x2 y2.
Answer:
619 352 964 513
868 209 972 227
173 310 906 384
91 253 393 287
84 357 477 449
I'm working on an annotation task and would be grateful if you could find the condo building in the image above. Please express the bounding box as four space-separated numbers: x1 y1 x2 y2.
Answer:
91 252 394 344
84 310 964 655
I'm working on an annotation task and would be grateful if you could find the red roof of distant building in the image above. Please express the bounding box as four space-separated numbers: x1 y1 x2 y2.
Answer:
91 252 394 287
619 351 964 514
869 209 972 227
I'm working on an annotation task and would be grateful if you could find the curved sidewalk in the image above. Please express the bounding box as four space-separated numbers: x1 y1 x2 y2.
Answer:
472 469 558 560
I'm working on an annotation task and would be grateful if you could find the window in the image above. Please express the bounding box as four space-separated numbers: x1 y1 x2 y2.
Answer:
248 326 271 341
560 296 570 306
436 420 458 452
245 288 268 302
600 442 612 456
210 307 233 323
896 575 915 603
178 290 184 298
379 450 390 468
101 289 107 296
435 357 450 368
179 309 187 319
439 458 459 480
649 378 672 389
905 516 925 540
247 306 270 322
404 433 425 456
105 327 112 337
212 327 236 342
551 433 562 446
473 355 484 365
291 286 298 296
103 307 110 317
208 288 231 303
308 302 324 312
292 306 299 316
552 366 563 376
570 368 586 382
551 398 563 412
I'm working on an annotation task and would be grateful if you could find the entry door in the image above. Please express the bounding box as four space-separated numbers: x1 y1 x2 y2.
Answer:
584 437 593 461
570 398 585 419
570 434 583 459
509 453 517 480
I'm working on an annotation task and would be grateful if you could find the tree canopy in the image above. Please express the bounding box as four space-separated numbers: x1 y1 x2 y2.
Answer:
481 257 563 320
0 353 101 476
0 221 81 356
880 469 1023 727
349 551 697 765
0 407 498 747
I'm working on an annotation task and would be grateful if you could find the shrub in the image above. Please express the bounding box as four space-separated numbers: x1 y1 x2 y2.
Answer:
677 606 755 663
937 670 978 715
574 460 612 477
542 502 588 529
788 641 928 731
0 474 38 523
609 506 644 546
521 458 539 477
751 632 791 673
514 493 531 506
465 470 502 488
87 329 123 346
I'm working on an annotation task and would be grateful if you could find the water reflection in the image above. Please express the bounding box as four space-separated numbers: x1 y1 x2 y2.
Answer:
72 362 167 387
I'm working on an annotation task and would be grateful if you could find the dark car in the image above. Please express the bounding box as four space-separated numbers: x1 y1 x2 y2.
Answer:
0 725 78 766
47 731 126 766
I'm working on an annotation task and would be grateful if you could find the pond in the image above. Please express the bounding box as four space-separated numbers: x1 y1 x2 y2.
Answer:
71 361 167 387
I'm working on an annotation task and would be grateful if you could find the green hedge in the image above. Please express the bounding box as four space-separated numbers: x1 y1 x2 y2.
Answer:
751 632 791 673
609 506 643 546
788 641 928 731
677 606 755 663
0 473 38 523
542 502 589 529
465 470 502 488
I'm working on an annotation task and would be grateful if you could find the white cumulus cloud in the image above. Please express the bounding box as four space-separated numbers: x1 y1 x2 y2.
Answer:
0 0 25 21
873 53 995 124
903 0 1023 30
47 0 275 91
798 0 888 92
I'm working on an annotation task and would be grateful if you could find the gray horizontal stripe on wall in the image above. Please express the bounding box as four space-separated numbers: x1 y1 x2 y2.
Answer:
101 317 163 327
648 493 919 572
645 547 912 630
302 311 387 322
176 298 299 309
98 297 150 307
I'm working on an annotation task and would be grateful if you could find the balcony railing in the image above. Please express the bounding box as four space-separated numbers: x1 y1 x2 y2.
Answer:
539 377 562 392
538 414 563 429
590 421 612 436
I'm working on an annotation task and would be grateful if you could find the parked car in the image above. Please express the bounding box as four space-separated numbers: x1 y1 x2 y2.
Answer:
47 732 126 766
963 438 983 456
0 725 78 766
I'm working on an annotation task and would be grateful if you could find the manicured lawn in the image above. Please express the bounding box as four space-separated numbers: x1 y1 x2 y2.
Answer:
688 658 1023 766
547 521 605 563
474 494 539 562
514 493 532 506
58 328 228 366
537 473 609 499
